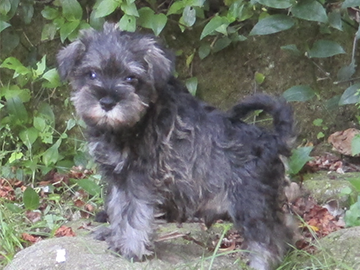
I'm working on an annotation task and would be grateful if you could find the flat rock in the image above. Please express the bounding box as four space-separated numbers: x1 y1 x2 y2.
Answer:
5 222 242 270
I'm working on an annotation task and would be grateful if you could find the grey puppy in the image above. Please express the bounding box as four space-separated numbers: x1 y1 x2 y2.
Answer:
57 23 295 270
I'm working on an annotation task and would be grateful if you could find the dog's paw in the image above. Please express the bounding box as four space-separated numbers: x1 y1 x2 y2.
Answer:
93 225 111 241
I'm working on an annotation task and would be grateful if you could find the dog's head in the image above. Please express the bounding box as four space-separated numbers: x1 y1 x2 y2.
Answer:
57 23 173 130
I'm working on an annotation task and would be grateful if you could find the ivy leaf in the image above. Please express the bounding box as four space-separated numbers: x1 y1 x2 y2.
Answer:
23 187 40 210
185 77 198 96
167 1 185 15
41 6 60 20
213 36 231 52
138 7 154 29
198 43 211 59
60 20 80 43
60 0 83 21
0 20 10 32
94 0 119 18
328 10 343 31
280 44 302 56
338 84 360 105
151 13 167 36
255 0 293 9
121 2 139 17
342 0 360 9
200 16 228 40
118 14 136 32
19 128 39 149
337 62 356 82
308 40 345 58
42 68 62 88
249 15 294 36
344 197 360 227
33 55 46 79
182 6 196 27
291 0 328 23
288 146 313 175
42 139 61 166
7 96 28 123
77 179 101 196
0 57 30 77
352 135 360 156
282 85 315 102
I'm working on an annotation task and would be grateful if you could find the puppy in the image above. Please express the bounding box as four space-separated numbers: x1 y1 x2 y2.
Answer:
57 23 295 270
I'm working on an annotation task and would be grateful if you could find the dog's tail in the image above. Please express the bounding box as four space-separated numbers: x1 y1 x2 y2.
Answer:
228 94 294 154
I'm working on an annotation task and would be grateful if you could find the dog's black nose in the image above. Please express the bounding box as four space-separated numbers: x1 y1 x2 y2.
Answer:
99 96 116 111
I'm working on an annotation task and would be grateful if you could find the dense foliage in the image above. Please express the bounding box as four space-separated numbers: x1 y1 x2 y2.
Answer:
2 0 360 267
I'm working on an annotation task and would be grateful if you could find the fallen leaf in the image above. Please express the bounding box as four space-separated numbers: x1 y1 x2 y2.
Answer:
55 225 76 237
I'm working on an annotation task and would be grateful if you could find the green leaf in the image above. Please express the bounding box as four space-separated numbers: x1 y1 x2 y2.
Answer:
348 178 360 192
308 40 345 58
249 15 294 36
280 44 302 56
167 1 185 15
312 118 323 127
23 187 40 210
291 0 328 23
5 203 22 213
77 179 101 196
342 0 360 9
288 146 313 175
337 62 356 82
328 10 343 31
185 77 198 96
60 20 80 43
121 2 139 17
352 134 360 156
282 85 315 102
198 43 211 59
118 14 136 32
138 7 154 28
41 23 57 41
60 0 83 21
94 0 119 18
213 36 231 52
0 20 10 32
345 197 360 227
200 16 228 40
0 0 11 15
0 57 30 77
151 13 167 36
41 6 60 20
182 6 196 27
42 139 61 166
7 96 28 122
255 72 265 85
9 152 23 163
256 0 293 9
339 84 360 105
19 128 39 149
33 116 46 131
42 68 62 88
33 55 46 78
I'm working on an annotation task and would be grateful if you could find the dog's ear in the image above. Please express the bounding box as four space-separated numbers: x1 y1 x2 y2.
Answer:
57 40 85 81
143 38 174 87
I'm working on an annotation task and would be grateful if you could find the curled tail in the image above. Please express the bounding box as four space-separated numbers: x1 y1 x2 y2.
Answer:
228 94 295 155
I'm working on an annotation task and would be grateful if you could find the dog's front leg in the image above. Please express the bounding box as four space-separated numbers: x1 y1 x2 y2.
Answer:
105 183 155 261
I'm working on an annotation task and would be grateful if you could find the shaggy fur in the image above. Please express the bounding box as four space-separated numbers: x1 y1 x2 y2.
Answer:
57 23 295 270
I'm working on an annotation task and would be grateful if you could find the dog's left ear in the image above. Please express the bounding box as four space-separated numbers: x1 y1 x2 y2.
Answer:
143 39 174 87
57 40 85 81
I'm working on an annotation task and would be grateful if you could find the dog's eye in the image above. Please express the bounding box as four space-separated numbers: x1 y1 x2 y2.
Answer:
125 76 138 84
89 71 98 80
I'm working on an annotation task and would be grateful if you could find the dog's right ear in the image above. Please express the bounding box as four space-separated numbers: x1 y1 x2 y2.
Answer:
57 40 85 81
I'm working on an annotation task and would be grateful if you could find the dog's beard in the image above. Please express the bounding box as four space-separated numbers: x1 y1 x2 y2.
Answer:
72 86 148 130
